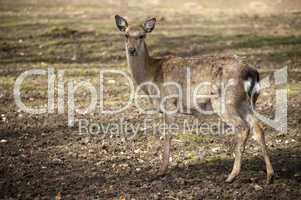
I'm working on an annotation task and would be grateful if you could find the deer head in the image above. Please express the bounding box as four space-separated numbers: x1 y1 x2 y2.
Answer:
115 15 156 57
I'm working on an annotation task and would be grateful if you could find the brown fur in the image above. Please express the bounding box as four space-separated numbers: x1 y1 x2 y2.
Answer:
115 15 274 184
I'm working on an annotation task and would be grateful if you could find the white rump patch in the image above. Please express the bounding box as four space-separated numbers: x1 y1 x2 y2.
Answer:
254 82 260 93
244 78 260 94
244 78 252 92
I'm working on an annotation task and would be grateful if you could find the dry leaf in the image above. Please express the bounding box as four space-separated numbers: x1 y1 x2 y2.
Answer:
119 194 126 200
55 192 61 200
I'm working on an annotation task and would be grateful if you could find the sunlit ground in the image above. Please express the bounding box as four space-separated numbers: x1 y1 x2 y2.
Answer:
0 0 300 199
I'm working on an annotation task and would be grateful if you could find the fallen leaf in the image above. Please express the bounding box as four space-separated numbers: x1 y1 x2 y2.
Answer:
55 192 61 200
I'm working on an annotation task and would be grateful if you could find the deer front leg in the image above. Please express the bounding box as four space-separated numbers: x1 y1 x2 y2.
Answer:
158 133 172 176
157 113 174 176
215 103 250 183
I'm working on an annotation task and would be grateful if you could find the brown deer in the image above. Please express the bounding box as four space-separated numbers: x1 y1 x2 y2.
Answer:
114 15 274 184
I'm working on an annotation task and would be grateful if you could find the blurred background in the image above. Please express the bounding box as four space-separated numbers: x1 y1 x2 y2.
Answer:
0 0 301 199
1 0 301 67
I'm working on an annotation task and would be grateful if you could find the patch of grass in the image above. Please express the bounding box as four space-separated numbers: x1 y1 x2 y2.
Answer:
176 133 209 144
43 27 79 38
206 153 230 162
270 51 290 62
185 151 199 161
0 76 17 89
235 35 301 49
288 83 301 96
0 15 31 27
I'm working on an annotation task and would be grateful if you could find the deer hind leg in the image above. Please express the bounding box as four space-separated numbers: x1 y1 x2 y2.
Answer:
226 126 250 182
252 121 274 184
236 103 274 184
212 99 250 183
222 110 250 183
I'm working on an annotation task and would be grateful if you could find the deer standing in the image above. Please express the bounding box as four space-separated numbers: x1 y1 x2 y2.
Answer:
114 15 274 184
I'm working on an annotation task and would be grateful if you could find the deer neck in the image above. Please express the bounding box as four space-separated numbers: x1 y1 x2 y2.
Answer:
126 42 152 84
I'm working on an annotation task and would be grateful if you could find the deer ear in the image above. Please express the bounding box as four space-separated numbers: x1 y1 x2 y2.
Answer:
143 18 156 33
115 15 128 32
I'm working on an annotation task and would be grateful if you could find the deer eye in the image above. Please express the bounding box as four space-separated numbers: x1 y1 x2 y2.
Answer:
139 35 145 39
125 34 129 38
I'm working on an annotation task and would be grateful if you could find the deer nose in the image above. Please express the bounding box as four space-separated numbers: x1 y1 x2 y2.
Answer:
128 47 136 56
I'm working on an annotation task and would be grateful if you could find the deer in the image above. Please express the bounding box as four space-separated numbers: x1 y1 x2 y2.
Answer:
114 15 274 184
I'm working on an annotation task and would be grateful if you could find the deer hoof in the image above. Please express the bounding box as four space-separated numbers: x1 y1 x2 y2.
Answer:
225 174 237 183
266 173 274 184
157 167 168 177
157 170 166 177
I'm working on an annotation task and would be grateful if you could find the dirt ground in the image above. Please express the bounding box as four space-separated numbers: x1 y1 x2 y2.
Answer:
0 0 301 199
